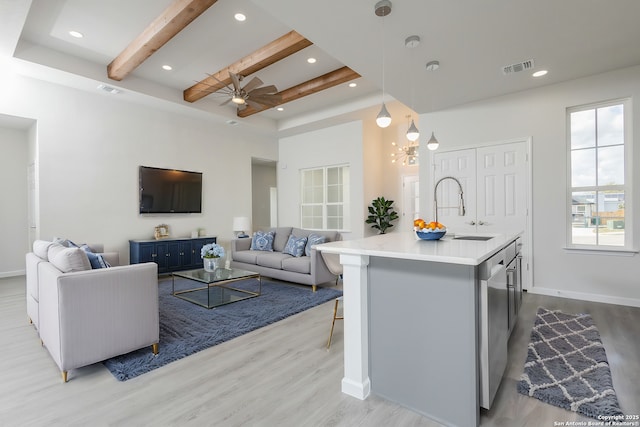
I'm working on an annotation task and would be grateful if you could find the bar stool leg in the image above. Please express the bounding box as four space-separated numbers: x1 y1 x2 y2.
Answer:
327 297 343 349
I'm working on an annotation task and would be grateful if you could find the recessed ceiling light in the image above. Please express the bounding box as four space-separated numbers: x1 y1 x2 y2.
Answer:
234 13 246 21
532 70 548 77
307 57 317 64
349 82 357 88
277 107 284 111
69 30 83 38
162 65 172 71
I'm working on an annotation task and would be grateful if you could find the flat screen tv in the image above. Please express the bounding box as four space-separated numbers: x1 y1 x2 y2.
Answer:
139 166 202 214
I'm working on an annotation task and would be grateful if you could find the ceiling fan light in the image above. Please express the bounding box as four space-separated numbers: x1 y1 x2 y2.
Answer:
427 132 440 151
232 96 245 105
406 119 420 141
376 103 392 128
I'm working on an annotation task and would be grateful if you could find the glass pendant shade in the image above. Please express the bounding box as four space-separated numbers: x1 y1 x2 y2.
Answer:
376 103 392 128
426 132 440 151
406 119 419 141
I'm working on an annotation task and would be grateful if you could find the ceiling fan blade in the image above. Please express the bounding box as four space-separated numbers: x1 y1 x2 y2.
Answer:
250 95 282 107
248 85 278 96
246 99 266 110
229 72 242 91
219 98 233 106
242 76 263 93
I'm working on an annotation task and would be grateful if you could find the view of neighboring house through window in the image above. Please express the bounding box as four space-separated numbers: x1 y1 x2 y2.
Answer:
568 99 629 248
300 165 350 230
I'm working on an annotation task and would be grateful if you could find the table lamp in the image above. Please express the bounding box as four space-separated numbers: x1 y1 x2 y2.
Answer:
233 216 251 238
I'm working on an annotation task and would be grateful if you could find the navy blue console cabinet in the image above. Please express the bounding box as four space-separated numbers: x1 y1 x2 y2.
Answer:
129 236 217 274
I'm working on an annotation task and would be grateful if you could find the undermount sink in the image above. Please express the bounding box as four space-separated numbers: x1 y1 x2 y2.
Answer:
452 235 494 241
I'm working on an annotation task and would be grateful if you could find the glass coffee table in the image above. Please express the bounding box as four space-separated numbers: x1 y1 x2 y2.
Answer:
171 267 261 309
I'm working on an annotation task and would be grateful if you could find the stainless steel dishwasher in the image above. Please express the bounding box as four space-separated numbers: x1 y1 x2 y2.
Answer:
479 248 508 410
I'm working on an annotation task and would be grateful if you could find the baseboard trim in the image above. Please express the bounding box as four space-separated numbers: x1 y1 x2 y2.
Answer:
0 270 26 279
529 286 640 308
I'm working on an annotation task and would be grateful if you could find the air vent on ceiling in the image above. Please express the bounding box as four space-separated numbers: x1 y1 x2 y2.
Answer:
502 59 535 75
97 84 121 94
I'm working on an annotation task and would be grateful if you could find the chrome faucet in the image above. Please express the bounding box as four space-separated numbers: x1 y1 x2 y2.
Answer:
434 176 466 223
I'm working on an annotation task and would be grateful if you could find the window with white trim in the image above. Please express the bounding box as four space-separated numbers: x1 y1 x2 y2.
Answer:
300 165 350 230
568 99 630 248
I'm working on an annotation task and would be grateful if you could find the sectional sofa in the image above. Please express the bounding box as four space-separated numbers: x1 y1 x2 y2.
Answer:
230 227 340 291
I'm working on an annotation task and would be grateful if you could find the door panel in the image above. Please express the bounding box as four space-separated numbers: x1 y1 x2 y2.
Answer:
477 142 527 234
433 148 476 233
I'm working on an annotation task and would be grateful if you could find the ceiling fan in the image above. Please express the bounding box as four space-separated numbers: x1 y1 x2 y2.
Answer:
203 71 281 111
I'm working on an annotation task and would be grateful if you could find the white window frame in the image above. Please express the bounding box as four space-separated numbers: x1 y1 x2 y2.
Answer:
565 98 635 254
300 164 350 231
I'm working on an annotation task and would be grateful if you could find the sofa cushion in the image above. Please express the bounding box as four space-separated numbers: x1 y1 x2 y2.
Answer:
282 256 311 274
305 233 327 256
256 252 292 269
292 228 338 242
283 235 308 257
48 243 92 273
233 250 260 265
33 240 52 260
80 245 110 269
250 231 274 251
269 227 293 252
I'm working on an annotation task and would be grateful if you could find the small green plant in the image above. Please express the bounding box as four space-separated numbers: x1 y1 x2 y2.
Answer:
366 197 399 234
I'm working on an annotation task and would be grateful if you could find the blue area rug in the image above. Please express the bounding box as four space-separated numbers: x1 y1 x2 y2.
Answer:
517 307 623 419
103 277 341 381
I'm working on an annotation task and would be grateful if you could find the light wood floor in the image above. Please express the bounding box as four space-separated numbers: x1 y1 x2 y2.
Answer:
1 275 638 427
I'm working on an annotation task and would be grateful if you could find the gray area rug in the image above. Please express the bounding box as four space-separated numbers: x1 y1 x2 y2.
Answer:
103 277 341 381
517 307 623 419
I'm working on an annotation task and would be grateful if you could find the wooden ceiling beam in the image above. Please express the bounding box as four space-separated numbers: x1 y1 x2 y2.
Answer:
237 66 360 118
183 30 313 103
107 0 219 81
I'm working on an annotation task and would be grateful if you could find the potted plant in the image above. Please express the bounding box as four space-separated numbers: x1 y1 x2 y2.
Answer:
201 243 225 272
366 197 399 234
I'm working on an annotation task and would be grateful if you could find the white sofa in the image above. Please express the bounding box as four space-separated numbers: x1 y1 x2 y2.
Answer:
230 227 339 291
26 240 159 382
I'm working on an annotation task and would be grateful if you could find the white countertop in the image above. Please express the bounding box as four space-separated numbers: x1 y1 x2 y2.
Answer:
316 231 522 266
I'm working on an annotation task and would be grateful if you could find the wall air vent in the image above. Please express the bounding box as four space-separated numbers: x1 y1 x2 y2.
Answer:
502 59 535 75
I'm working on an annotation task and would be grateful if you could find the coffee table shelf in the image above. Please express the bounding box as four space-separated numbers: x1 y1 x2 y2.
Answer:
171 268 261 309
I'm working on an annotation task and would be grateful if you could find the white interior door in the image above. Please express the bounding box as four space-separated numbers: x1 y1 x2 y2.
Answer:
433 148 477 233
400 175 420 231
476 142 528 234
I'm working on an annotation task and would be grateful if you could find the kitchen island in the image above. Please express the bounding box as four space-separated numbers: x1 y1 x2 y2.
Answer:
316 231 522 427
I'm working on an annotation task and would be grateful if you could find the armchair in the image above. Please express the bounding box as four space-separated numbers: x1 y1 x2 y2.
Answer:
38 262 159 382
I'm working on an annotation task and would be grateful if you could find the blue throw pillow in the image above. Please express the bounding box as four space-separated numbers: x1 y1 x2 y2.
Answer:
305 233 327 256
251 231 275 251
81 245 110 269
283 235 308 257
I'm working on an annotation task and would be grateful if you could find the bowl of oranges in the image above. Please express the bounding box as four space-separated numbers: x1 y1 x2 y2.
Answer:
413 218 447 240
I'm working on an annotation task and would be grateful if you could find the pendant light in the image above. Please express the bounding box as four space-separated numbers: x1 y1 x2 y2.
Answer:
405 35 420 141
425 60 441 151
426 131 440 151
375 0 392 128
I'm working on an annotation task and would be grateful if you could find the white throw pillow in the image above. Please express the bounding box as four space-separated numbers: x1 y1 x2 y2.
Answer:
47 243 91 273
33 240 52 260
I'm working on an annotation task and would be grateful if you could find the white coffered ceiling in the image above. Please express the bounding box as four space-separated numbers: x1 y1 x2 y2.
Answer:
3 0 640 135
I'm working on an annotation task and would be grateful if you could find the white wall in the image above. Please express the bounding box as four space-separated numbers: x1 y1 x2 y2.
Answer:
278 121 365 238
0 72 278 267
0 126 29 276
419 65 640 307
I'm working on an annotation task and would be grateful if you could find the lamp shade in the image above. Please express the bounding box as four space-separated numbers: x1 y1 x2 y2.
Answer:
232 216 251 232
406 119 420 141
376 103 392 128
426 132 440 151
